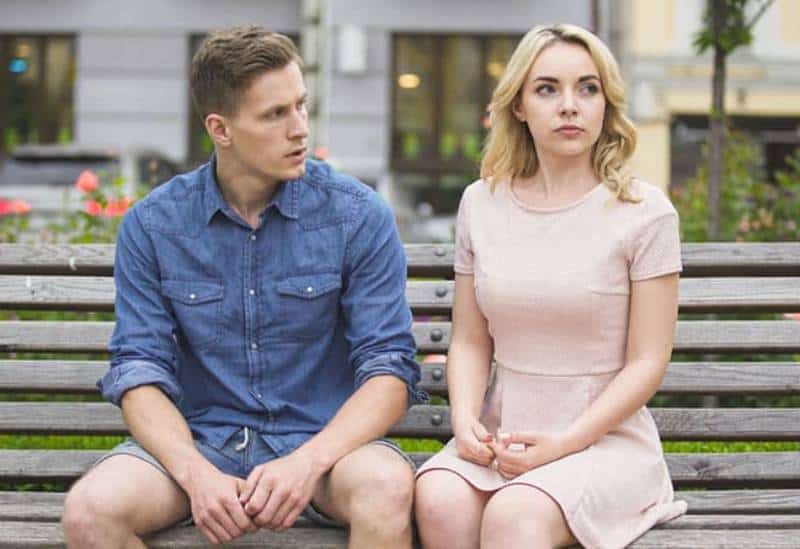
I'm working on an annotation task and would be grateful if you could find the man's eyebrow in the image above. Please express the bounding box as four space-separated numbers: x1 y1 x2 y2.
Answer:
262 93 307 115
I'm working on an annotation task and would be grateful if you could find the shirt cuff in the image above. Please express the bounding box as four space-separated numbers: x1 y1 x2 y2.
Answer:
97 359 183 407
354 353 429 407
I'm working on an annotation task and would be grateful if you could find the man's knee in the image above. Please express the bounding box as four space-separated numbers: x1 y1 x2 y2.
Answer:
62 478 125 547
349 457 414 520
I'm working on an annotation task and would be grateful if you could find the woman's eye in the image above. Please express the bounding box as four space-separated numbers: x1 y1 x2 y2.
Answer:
535 84 555 96
581 83 600 95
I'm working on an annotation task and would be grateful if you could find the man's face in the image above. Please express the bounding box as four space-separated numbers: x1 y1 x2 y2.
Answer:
225 61 309 185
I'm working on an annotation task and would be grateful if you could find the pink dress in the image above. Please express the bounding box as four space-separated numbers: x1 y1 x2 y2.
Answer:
417 178 687 549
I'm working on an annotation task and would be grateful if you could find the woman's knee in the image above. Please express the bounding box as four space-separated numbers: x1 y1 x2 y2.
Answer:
481 484 570 547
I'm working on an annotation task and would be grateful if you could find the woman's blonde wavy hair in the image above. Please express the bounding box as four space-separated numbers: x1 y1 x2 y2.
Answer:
481 24 639 202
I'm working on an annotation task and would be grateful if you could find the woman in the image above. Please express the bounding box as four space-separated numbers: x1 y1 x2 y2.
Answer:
414 24 686 549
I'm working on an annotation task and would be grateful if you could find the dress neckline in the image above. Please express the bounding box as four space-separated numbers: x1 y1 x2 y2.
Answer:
508 179 606 213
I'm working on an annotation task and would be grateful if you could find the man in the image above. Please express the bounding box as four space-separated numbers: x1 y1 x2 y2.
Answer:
61 26 424 548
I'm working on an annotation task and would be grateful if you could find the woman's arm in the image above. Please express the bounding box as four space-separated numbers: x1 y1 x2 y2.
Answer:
448 273 496 466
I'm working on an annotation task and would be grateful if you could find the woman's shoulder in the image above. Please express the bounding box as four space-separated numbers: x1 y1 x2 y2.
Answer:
625 179 678 219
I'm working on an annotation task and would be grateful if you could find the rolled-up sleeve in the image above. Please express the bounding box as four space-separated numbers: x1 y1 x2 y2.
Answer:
97 206 182 406
341 190 427 406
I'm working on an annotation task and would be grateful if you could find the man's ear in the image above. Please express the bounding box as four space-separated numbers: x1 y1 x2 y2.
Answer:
205 114 231 147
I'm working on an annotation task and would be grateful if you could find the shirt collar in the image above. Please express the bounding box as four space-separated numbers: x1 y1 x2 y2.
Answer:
202 155 301 224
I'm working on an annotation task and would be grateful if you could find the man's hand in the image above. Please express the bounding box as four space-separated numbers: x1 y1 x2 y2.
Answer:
489 431 571 479
239 451 324 532
452 415 495 467
183 460 256 544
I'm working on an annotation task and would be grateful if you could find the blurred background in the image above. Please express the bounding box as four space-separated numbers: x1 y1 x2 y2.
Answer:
0 0 798 242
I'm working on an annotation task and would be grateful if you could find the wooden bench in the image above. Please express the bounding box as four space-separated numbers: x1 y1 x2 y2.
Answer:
0 242 799 548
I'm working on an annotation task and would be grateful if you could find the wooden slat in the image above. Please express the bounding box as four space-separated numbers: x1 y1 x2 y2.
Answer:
417 362 800 397
3 490 800 524
1 522 799 549
0 245 115 276
2 243 799 277
0 520 349 548
4 277 800 314
2 320 799 354
3 360 798 396
629 529 800 548
680 242 800 277
0 403 798 441
2 450 798 489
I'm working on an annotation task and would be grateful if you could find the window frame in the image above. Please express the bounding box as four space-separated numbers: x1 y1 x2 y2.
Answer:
0 33 76 158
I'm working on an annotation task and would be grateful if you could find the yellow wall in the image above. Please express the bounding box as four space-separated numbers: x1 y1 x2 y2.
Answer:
665 90 800 116
631 121 670 192
779 0 800 45
630 0 673 55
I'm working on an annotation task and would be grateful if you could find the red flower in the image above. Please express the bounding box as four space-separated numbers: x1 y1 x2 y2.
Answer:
84 200 103 217
75 170 100 193
9 199 31 215
313 145 329 161
104 197 132 217
0 199 10 216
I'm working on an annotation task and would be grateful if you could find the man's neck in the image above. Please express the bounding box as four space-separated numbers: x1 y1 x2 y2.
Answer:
215 157 281 228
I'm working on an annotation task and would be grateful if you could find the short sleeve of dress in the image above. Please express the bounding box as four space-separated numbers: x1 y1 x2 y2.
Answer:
629 207 683 282
453 184 474 275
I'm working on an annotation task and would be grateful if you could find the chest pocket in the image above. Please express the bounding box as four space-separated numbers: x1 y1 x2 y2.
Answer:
275 273 341 340
161 280 224 351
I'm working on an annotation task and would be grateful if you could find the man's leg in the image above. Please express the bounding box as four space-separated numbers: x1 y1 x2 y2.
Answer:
62 455 190 549
311 443 414 549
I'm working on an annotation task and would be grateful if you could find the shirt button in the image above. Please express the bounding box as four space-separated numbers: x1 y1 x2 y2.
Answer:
250 234 256 241
256 393 263 399
251 342 258 350
306 286 313 293
189 293 196 300
249 289 256 296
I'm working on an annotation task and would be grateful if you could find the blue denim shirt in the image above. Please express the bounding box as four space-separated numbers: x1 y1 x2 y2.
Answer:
98 158 425 456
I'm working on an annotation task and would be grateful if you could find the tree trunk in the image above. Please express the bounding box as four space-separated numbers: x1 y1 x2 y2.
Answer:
708 0 727 240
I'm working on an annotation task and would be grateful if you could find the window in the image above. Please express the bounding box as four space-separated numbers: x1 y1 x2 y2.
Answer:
187 33 300 166
391 34 519 176
0 35 75 157
390 34 519 239
671 115 800 187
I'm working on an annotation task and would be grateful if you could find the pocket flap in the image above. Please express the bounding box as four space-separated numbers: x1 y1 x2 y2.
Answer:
277 273 341 299
162 280 224 305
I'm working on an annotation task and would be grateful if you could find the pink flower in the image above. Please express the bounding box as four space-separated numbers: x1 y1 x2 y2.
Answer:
84 200 103 217
75 170 100 193
0 199 10 216
9 199 31 215
104 197 132 217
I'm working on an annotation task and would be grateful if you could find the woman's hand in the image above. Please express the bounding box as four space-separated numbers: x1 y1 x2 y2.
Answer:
452 415 496 467
490 431 574 479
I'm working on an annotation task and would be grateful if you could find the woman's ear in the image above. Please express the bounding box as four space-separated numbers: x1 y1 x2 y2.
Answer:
511 98 525 122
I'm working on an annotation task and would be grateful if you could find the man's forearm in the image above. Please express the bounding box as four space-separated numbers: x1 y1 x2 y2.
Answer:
293 375 408 474
121 385 209 491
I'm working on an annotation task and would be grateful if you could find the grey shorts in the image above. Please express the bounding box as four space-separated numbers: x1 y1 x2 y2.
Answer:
93 429 415 528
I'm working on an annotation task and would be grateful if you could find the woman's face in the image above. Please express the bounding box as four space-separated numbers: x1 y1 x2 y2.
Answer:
513 41 606 161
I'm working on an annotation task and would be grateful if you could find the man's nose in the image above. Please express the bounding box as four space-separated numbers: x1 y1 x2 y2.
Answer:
289 108 309 139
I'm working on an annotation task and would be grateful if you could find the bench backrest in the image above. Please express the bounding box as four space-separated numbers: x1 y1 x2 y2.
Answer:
0 242 799 514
